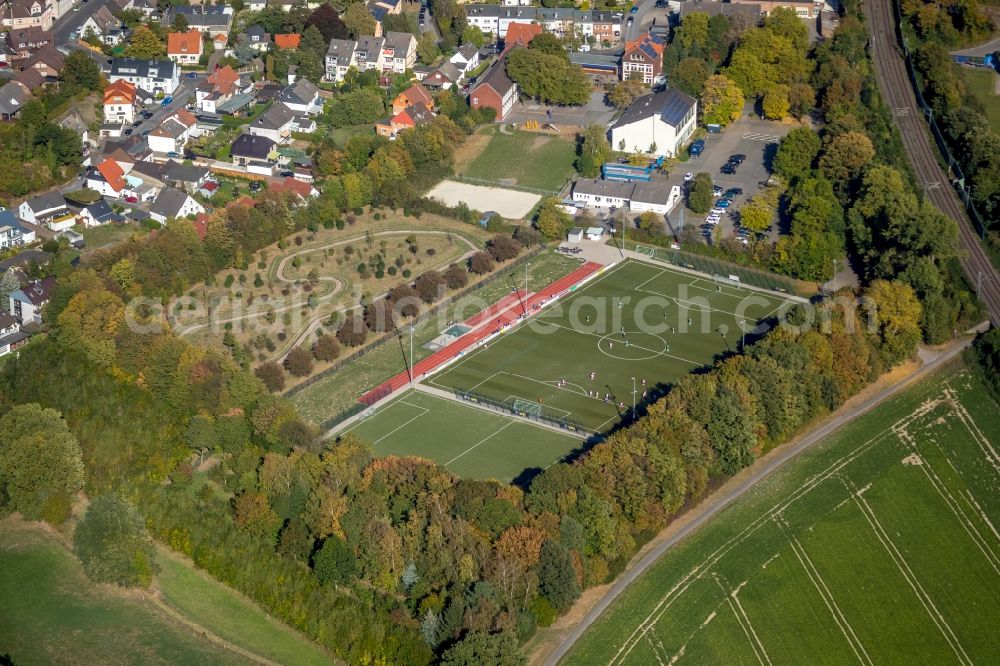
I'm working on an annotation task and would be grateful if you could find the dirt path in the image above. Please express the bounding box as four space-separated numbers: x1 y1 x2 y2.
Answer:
532 335 977 666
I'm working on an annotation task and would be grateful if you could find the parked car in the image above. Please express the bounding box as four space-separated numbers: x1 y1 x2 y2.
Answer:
689 139 705 157
720 163 737 174
161 95 173 106
124 196 138 203
683 172 694 182
166 151 179 158
626 16 634 26
630 5 639 12
124 128 132 136
280 171 294 177
728 154 746 165
712 185 723 196
185 72 197 78
715 199 732 208
722 187 743 198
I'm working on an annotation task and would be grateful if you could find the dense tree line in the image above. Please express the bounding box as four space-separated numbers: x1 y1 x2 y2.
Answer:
505 35 591 106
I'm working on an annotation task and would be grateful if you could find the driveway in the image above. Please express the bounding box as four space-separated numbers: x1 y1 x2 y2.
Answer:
505 91 617 129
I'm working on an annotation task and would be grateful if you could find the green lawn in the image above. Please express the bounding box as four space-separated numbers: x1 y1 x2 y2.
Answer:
427 260 793 432
155 550 331 666
563 364 1000 665
81 223 143 254
960 66 1000 135
329 123 375 147
0 520 245 665
458 126 578 192
343 389 584 482
289 249 581 427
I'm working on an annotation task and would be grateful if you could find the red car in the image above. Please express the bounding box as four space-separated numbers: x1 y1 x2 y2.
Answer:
125 196 138 203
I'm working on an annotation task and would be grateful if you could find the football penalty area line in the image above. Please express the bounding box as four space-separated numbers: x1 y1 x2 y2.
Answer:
444 421 514 466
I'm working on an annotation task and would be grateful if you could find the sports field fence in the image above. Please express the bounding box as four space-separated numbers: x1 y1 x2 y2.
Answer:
632 243 801 295
451 174 560 197
455 389 590 435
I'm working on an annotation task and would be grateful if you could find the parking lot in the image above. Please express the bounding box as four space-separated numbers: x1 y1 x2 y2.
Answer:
672 115 795 246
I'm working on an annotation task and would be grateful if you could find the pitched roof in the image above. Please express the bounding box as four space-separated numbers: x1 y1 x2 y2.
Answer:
150 118 188 138
0 80 31 116
383 31 415 55
83 199 115 222
457 43 478 61
207 64 240 94
16 277 56 306
610 87 696 131
167 30 202 55
109 58 176 82
269 176 312 198
251 102 294 130
23 191 66 213
397 84 432 108
274 33 300 49
149 187 192 219
406 101 433 124
107 147 136 166
473 55 515 97
231 133 275 159
427 62 461 84
326 38 356 63
96 157 127 192
14 68 45 90
624 31 665 61
503 22 542 53
171 108 197 127
104 79 136 104
278 78 318 106
24 44 63 70
165 161 208 183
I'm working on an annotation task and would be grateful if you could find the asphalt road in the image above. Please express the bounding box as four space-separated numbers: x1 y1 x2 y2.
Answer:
865 0 1000 321
541 337 974 666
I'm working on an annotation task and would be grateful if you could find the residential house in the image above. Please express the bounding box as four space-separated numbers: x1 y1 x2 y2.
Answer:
165 4 233 37
212 33 227 51
248 101 295 143
463 6 621 43
241 24 270 52
57 110 90 148
3 25 50 60
108 58 180 95
269 176 318 200
87 157 128 197
501 21 541 52
0 80 30 120
14 66 45 90
449 43 480 76
230 133 276 174
117 0 159 19
17 191 70 229
391 83 432 115
148 108 196 154
77 199 121 227
353 36 385 73
469 54 518 121
0 208 35 248
608 87 697 157
324 38 355 82
277 77 320 114
0 310 27 357
164 161 209 192
20 42 61 78
8 276 55 325
80 5 121 45
149 186 204 224
422 62 461 90
367 0 400 17
246 0 265 10
103 79 136 126
0 32 13 66
274 32 299 49
1 0 56 32
728 0 820 17
195 63 242 112
166 29 203 64
621 31 665 84
382 30 417 74
375 101 433 139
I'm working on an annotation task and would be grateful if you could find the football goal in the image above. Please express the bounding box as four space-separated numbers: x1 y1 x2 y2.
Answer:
511 398 543 418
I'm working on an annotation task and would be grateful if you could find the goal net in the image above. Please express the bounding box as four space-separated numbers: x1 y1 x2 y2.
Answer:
634 245 657 258
712 274 742 288
358 406 377 421
511 399 543 418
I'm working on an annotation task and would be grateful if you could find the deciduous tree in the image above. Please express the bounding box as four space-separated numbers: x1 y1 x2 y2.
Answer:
74 494 158 588
700 74 744 126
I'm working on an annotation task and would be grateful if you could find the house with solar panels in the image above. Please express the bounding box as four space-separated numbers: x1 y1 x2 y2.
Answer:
608 88 697 158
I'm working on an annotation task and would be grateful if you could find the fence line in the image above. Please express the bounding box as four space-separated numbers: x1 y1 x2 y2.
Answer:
454 389 591 435
892 3 988 238
451 174 559 197
284 247 544 401
632 241 802 295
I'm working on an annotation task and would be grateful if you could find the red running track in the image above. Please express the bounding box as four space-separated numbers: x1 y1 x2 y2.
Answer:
359 261 604 405
464 290 527 327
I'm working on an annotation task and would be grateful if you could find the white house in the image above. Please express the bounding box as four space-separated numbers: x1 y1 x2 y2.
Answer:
0 209 36 249
247 102 295 143
108 58 179 95
608 88 697 158
166 4 233 37
0 309 27 357
80 5 121 45
449 43 480 74
148 109 197 154
77 199 120 227
383 31 417 74
276 78 321 114
17 191 68 225
166 30 203 65
148 187 204 224
8 276 55 325
103 79 137 125
571 179 673 214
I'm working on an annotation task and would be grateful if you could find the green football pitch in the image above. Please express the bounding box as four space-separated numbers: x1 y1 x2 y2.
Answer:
342 390 584 482
426 259 796 432
562 365 1000 665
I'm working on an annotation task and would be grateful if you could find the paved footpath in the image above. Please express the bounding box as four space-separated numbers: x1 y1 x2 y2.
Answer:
539 334 979 666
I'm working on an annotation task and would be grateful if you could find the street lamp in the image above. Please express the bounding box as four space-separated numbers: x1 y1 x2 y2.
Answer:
739 318 746 349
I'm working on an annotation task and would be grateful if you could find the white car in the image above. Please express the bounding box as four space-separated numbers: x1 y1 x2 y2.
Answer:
683 172 694 182
705 215 721 224
710 207 726 215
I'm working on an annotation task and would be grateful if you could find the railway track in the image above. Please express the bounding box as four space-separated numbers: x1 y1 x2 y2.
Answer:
864 0 1000 322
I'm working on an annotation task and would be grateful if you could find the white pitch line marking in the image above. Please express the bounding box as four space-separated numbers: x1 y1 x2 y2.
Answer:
445 421 513 466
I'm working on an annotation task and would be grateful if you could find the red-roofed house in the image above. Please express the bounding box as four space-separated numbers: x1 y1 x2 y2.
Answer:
270 176 318 201
376 102 434 138
621 32 666 85
103 79 136 125
196 64 243 113
167 30 203 65
391 84 432 115
274 33 300 49
88 157 127 197
502 22 542 53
